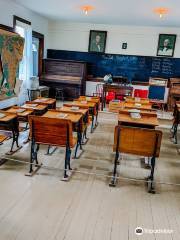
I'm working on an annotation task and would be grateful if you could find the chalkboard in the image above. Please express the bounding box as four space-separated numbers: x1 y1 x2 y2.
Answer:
47 49 180 82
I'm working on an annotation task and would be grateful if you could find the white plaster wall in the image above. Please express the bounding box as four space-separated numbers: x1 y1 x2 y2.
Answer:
48 21 180 58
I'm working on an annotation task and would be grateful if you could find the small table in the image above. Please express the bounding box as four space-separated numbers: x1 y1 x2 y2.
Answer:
33 97 56 109
21 103 48 116
0 111 22 155
27 86 49 101
118 112 159 129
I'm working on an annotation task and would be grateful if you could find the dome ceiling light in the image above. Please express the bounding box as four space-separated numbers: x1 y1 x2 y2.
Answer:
81 5 94 15
153 7 169 18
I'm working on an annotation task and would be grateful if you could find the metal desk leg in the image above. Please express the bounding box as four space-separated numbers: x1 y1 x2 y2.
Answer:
6 119 22 155
91 112 94 133
74 122 83 158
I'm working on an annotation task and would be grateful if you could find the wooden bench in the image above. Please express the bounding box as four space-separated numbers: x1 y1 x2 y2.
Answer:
28 115 77 180
110 126 162 193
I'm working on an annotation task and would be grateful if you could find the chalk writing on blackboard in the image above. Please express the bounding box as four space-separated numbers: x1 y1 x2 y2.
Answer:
152 58 161 73
161 59 173 75
138 57 146 68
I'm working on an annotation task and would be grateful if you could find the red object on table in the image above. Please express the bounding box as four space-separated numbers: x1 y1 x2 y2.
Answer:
106 91 115 103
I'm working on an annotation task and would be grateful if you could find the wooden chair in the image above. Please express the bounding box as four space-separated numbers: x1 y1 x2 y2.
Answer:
28 115 77 180
111 126 162 193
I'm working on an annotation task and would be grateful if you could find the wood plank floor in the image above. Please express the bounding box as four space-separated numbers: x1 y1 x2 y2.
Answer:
0 112 180 240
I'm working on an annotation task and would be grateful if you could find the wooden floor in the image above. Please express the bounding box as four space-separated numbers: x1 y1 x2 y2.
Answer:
0 112 180 240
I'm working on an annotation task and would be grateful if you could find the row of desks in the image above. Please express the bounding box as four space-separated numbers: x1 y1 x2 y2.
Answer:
0 96 99 155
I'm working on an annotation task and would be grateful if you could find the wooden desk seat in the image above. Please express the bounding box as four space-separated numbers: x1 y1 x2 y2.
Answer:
28 115 77 180
110 126 162 193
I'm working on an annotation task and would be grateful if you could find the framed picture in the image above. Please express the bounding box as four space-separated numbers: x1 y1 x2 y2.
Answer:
157 34 176 57
88 30 107 53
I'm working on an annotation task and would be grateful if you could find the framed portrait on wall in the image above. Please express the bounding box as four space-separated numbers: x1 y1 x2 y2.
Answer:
157 34 176 57
88 30 107 53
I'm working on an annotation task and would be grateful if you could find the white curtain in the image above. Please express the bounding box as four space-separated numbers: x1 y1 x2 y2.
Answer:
15 21 33 104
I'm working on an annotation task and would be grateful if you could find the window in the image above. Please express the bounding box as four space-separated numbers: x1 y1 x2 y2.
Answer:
32 31 44 77
14 16 32 86
32 37 39 77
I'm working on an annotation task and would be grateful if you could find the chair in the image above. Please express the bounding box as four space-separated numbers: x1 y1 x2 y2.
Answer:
106 91 116 103
28 116 77 180
111 126 162 193
134 89 149 98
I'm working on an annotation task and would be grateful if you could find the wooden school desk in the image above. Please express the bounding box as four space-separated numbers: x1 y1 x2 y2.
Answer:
120 102 153 111
59 106 89 143
33 97 56 109
125 97 150 104
118 111 159 129
43 110 83 157
77 96 100 125
0 111 21 155
67 101 96 133
21 103 48 116
119 108 156 115
6 106 34 130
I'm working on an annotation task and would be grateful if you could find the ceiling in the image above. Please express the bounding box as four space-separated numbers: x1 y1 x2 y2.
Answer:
13 0 180 27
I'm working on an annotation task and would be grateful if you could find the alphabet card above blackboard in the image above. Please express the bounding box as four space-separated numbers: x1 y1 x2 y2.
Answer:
47 49 180 82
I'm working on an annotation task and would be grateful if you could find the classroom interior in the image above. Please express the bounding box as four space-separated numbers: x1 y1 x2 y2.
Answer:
0 0 180 239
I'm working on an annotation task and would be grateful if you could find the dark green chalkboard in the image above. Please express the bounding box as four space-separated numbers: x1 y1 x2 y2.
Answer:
47 49 180 82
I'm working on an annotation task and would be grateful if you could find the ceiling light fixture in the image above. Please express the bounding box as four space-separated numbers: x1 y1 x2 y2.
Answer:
153 7 169 18
81 5 94 15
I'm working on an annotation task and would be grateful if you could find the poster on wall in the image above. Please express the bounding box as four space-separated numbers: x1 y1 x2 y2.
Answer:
88 30 107 53
157 34 176 57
